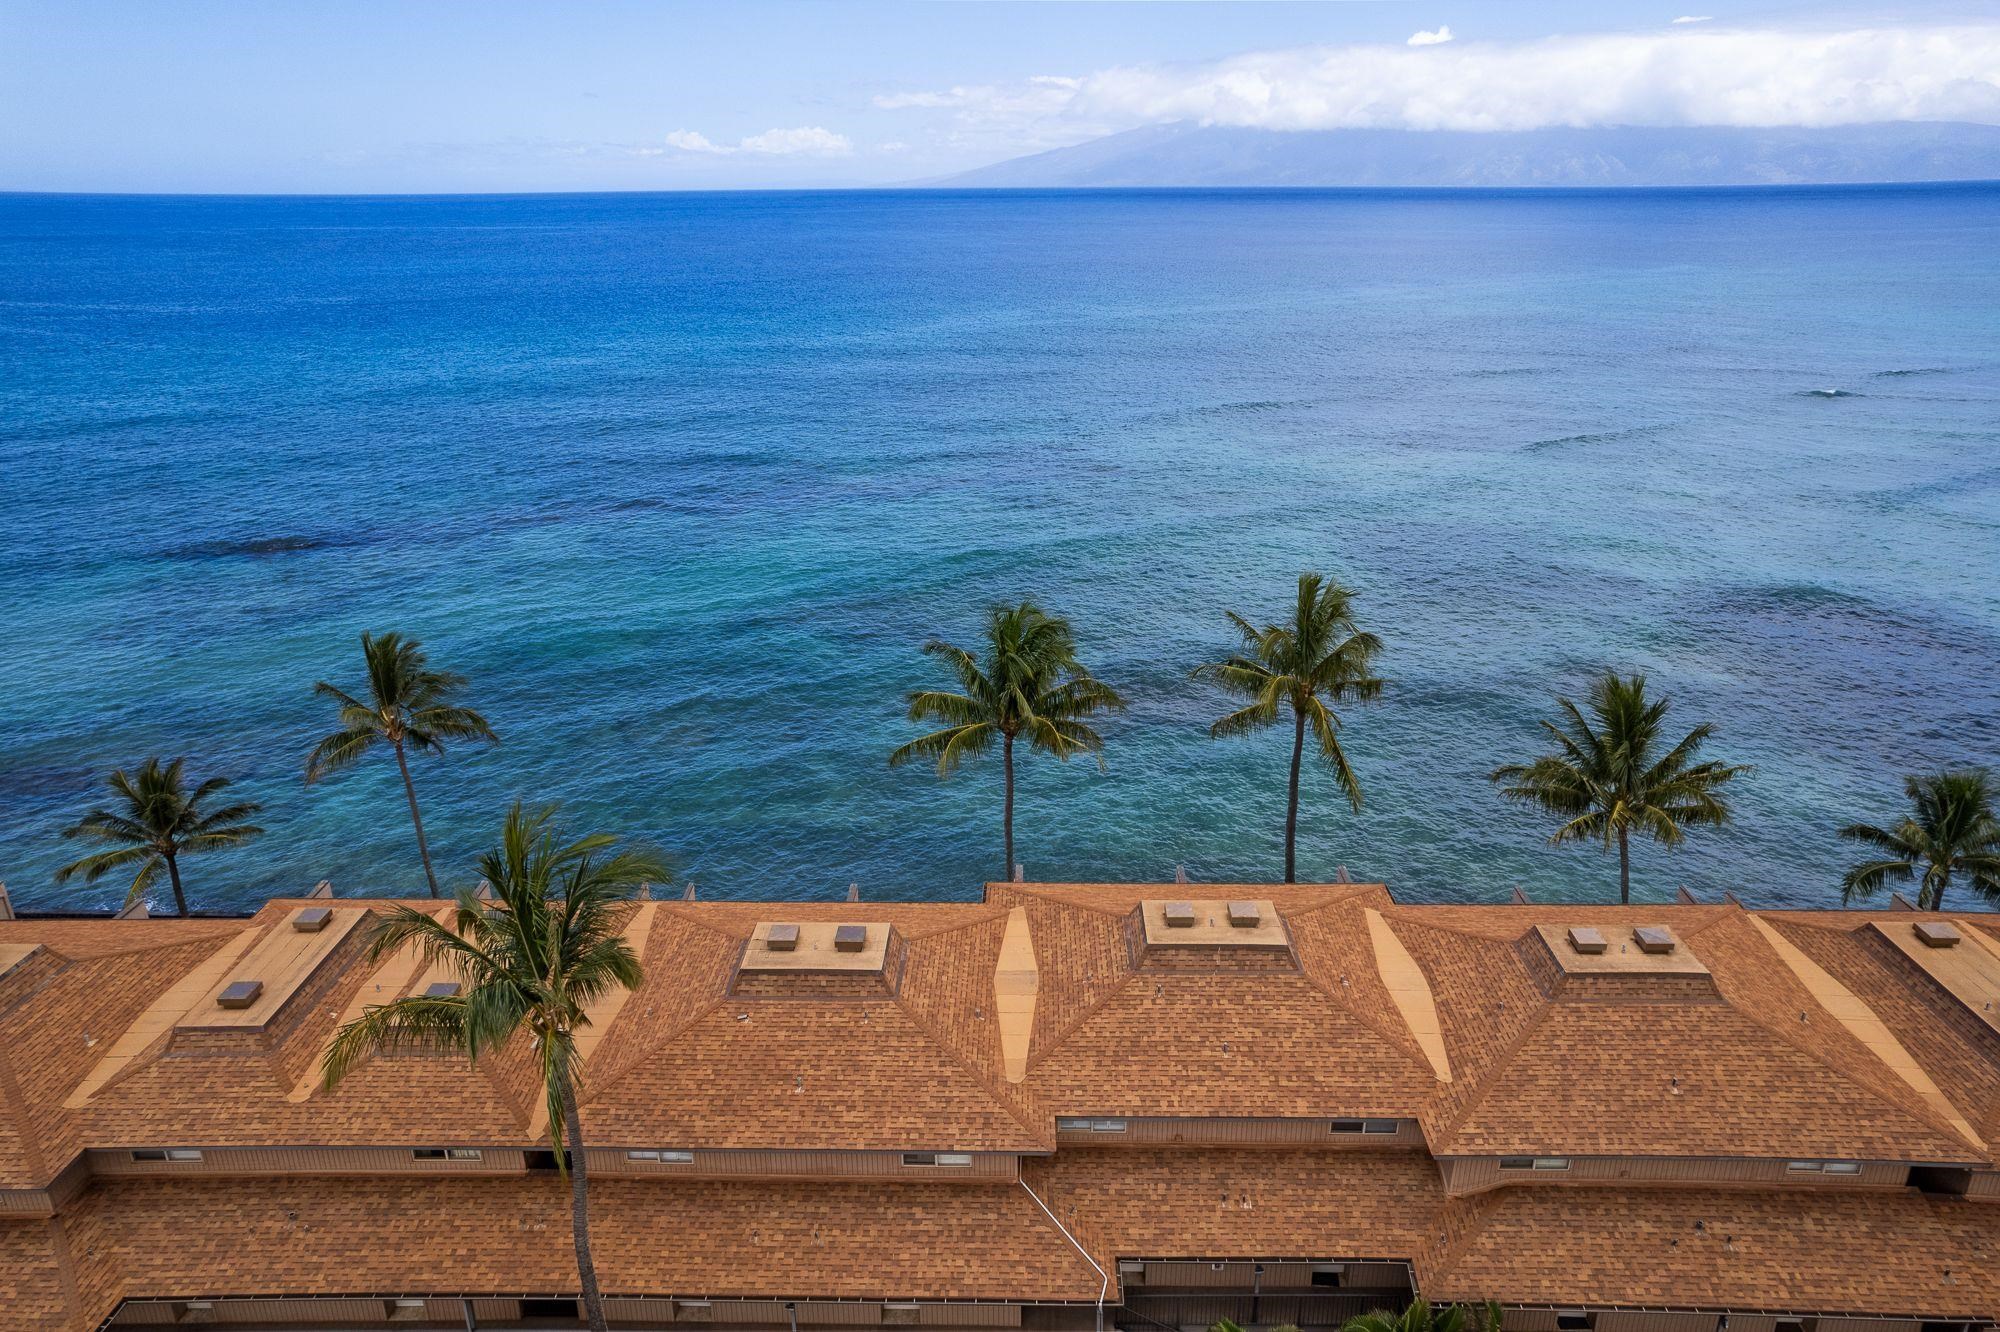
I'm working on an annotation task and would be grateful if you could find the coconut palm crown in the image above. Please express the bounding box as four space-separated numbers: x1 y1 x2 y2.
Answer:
55 757 263 916
306 630 496 897
888 601 1125 880
1490 670 1748 904
1839 769 2000 911
1341 1298 1503 1332
319 802 666 1332
1193 572 1385 883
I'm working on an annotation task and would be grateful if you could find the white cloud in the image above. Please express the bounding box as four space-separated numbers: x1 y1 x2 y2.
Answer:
1672 16 1714 24
1407 26 1454 47
663 130 727 154
659 126 852 157
738 126 852 156
875 23 2000 137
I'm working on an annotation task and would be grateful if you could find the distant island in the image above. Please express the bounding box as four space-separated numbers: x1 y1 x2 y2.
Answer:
932 121 2000 189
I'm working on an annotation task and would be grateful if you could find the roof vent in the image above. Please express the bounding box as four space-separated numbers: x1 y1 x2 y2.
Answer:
423 981 461 999
765 923 800 952
834 924 867 952
1163 901 1197 928
1915 921 1962 949
217 980 264 1010
1227 901 1263 929
292 906 332 933
1633 926 1677 955
1567 926 1608 955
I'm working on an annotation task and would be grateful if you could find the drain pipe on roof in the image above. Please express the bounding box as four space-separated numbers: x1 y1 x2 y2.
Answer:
1018 1176 1109 1332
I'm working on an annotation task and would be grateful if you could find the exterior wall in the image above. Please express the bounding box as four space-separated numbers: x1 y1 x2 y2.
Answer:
588 1148 1019 1182
1439 1156 1910 1196
1053 1117 1425 1149
1966 1169 2000 1200
86 1146 531 1177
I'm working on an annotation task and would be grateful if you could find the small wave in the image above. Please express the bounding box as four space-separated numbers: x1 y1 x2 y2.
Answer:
1871 367 1953 378
1522 424 1666 453
161 534 337 560
1799 388 1861 398
1461 366 1549 379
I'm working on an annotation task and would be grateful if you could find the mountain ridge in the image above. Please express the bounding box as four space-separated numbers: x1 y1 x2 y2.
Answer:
933 122 2000 189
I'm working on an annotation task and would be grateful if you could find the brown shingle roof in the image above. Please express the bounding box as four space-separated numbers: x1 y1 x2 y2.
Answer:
1426 1184 2000 1317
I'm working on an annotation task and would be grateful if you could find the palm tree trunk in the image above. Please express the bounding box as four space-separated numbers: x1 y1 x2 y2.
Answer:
1617 825 1631 905
1929 869 1949 913
1284 708 1307 884
392 738 441 897
164 852 189 917
1002 732 1016 881
560 1078 610 1332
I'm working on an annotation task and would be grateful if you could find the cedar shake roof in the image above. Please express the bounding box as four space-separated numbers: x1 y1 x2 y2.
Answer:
1393 905 1990 1163
1426 1184 2000 1319
2 890 1997 1192
46 1174 1103 1328
1028 1145 1444 1266
997 883 1442 1119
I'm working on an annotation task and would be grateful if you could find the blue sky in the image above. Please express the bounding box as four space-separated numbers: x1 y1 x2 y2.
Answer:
4 0 1998 192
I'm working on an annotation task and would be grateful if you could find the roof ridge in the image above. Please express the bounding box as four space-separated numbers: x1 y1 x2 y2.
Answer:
1290 952 1435 1071
1024 971 1143 1077
578 991 736 1107
891 975 1051 1146
1427 996 1560 1149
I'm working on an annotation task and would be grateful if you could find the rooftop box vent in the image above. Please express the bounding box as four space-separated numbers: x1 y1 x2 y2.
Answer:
292 906 332 933
1633 926 1677 955
765 923 800 952
217 980 264 1010
422 981 461 999
1567 927 1608 955
1227 901 1263 928
833 924 868 952
1163 902 1197 928
1915 921 1962 948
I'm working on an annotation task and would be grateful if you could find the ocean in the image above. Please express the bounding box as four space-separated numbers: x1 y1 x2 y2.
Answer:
2 186 1996 913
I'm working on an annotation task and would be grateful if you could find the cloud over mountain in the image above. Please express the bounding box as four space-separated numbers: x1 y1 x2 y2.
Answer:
876 23 2000 141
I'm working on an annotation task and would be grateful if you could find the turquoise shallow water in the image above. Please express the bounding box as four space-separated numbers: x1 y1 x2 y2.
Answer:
1 186 1996 911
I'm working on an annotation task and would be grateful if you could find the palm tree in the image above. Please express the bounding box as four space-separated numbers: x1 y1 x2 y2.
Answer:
306 631 496 897
1193 572 1385 883
1490 670 1748 904
1839 769 2000 911
320 803 665 1332
1342 1299 1503 1332
888 601 1125 880
54 757 263 916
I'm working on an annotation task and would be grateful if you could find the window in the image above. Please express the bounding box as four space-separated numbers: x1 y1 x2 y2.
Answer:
1533 1157 1571 1171
904 1152 974 1167
626 1149 693 1163
410 1147 481 1161
1330 1118 1365 1134
1556 1314 1592 1332
1499 1157 1534 1171
937 1153 973 1166
904 1153 938 1166
627 1149 660 1162
1058 1116 1127 1133
1788 1160 1860 1175
1057 1117 1092 1131
1091 1118 1128 1133
1309 1268 1343 1289
1362 1119 1399 1135
130 1148 203 1163
1501 1156 1569 1171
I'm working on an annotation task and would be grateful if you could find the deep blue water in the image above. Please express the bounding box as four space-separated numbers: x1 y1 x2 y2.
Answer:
2 186 1997 912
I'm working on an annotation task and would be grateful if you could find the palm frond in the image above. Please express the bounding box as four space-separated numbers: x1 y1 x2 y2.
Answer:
320 996 470 1090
